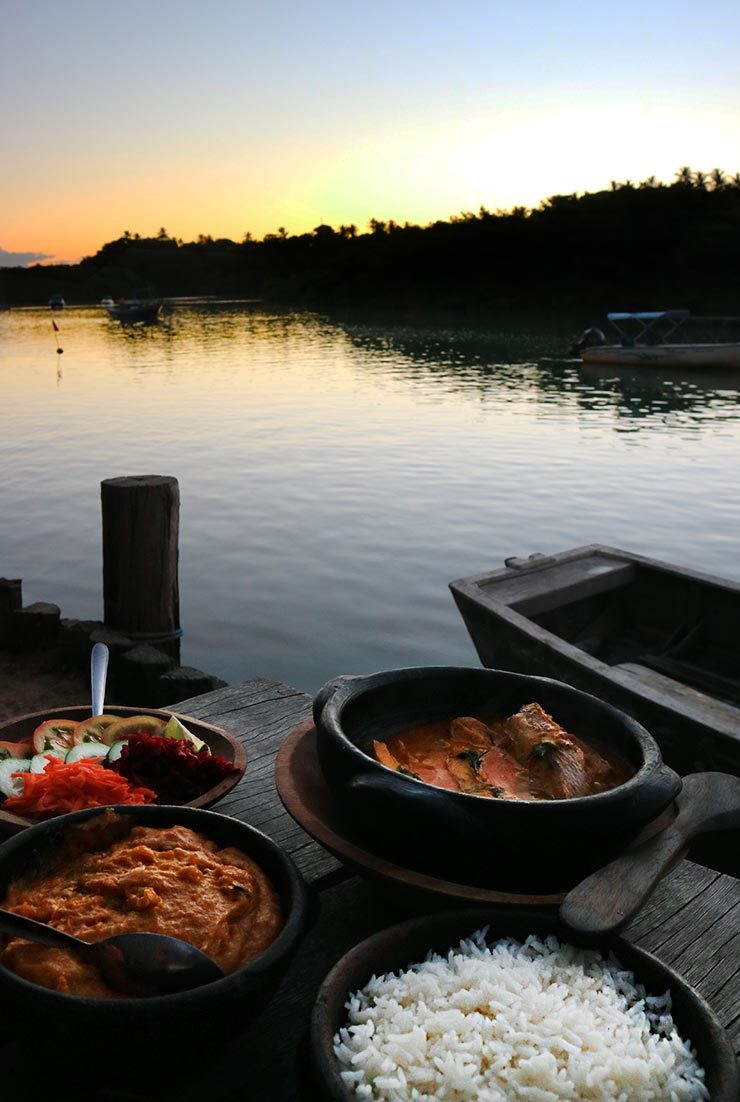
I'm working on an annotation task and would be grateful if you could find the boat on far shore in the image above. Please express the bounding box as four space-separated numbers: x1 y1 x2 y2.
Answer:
106 298 162 323
573 311 740 368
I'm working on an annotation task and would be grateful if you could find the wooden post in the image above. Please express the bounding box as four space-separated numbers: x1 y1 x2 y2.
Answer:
0 579 22 647
101 476 181 659
12 602 60 650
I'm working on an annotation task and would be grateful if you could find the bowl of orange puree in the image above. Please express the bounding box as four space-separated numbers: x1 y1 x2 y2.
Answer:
0 804 308 1075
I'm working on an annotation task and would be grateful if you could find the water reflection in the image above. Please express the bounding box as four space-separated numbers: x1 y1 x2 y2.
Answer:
337 315 740 431
2 304 739 691
578 363 740 427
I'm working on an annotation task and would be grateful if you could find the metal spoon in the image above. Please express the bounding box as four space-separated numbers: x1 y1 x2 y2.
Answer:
90 641 109 718
0 908 224 995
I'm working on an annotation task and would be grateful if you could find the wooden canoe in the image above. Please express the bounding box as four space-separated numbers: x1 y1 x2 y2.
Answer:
450 546 740 778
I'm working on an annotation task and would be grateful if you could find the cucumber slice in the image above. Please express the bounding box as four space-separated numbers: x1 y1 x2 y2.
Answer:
0 758 31 798
65 743 107 765
106 740 127 763
30 750 65 773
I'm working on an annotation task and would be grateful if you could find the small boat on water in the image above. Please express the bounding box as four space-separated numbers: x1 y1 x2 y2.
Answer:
450 545 740 778
573 311 740 369
48 294 65 310
107 299 162 323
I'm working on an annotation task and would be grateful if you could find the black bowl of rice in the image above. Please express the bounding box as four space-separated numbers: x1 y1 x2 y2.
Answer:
311 909 739 1102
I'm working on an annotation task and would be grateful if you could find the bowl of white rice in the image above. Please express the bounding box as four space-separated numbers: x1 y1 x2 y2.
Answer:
311 909 738 1101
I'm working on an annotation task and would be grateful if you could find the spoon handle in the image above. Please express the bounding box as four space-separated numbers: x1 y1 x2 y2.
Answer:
0 908 88 953
91 642 109 718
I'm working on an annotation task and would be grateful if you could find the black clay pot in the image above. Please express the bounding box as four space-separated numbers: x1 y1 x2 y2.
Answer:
0 804 308 1081
313 666 681 892
311 908 740 1102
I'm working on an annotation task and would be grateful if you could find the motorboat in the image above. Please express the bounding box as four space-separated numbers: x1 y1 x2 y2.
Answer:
107 299 162 323
573 311 740 368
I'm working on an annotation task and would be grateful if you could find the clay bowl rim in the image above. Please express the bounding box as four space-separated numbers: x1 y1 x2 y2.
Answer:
0 803 308 1009
0 705 247 830
317 666 677 809
311 906 740 1102
276 721 567 906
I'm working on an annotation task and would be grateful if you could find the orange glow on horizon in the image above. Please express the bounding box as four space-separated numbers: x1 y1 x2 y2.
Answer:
5 103 740 266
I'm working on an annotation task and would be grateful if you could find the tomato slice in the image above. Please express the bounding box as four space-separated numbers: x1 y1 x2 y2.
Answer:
32 719 77 755
72 715 120 746
103 715 166 742
0 739 33 761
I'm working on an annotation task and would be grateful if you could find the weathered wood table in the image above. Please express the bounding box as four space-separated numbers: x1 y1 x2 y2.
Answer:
16 677 740 1101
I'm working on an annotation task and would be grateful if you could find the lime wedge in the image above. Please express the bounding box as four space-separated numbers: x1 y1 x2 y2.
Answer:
162 715 206 752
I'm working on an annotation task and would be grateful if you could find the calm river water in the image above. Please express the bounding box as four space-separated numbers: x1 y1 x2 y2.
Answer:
1 303 739 691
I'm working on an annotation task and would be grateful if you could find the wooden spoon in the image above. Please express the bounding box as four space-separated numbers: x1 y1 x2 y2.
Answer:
559 772 740 937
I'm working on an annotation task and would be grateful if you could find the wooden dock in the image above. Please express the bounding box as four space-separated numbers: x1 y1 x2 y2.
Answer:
2 676 738 1100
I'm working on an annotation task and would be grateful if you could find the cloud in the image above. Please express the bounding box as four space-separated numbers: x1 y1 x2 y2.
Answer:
0 247 55 267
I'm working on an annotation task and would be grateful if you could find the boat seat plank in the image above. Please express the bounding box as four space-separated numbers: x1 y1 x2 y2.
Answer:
494 558 636 618
639 654 740 707
618 663 740 733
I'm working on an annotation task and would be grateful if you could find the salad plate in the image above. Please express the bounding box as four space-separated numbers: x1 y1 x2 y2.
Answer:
0 705 247 835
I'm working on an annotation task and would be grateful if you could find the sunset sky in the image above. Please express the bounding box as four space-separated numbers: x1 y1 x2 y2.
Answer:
3 0 740 265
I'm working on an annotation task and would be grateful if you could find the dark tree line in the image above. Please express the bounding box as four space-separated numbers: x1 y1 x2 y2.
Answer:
3 168 740 311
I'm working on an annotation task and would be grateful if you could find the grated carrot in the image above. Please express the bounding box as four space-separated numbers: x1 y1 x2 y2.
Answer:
5 757 156 819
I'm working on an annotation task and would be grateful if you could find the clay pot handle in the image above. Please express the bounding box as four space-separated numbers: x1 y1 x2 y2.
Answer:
346 771 476 836
559 821 688 938
312 675 360 728
559 771 740 938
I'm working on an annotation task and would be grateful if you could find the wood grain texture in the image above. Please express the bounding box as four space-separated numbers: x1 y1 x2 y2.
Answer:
180 679 339 881
156 679 740 1071
101 475 180 637
560 772 740 936
2 676 734 1101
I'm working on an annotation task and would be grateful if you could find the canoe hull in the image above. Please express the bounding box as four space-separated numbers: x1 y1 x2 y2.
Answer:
450 546 740 780
582 343 740 368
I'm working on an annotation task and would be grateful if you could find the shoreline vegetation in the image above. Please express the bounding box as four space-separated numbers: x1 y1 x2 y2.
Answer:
3 168 740 310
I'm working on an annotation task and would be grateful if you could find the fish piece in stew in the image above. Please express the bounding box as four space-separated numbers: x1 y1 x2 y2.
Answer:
369 702 630 800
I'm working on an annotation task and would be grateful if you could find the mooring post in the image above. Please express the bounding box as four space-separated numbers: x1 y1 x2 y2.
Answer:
101 475 181 660
0 579 22 647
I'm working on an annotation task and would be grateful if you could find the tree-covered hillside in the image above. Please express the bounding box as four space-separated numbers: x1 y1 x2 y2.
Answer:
3 169 739 311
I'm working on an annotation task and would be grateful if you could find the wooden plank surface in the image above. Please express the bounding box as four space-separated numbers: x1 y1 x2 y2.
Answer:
181 679 740 1062
3 677 737 1101
181 677 340 882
